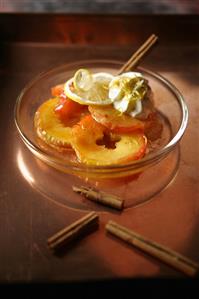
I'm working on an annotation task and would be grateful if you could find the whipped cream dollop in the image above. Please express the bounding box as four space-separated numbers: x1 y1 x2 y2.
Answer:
108 72 148 117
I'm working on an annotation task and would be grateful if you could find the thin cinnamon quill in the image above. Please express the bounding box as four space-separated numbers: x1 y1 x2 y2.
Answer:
106 221 199 277
48 212 99 251
118 34 158 74
73 185 124 210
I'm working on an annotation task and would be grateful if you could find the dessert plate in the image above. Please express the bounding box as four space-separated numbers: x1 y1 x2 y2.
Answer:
15 60 188 210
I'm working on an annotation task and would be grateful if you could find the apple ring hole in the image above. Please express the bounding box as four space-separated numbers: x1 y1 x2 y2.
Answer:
96 132 121 149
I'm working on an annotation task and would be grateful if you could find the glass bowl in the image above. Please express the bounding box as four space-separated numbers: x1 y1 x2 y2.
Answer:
15 60 188 179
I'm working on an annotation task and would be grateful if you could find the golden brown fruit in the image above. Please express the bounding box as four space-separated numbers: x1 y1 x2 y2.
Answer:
71 115 147 166
34 98 74 148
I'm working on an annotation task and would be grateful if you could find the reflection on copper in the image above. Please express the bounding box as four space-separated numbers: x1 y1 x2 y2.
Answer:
17 149 35 185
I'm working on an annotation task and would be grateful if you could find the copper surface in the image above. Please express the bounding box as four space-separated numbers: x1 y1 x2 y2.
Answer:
0 14 199 282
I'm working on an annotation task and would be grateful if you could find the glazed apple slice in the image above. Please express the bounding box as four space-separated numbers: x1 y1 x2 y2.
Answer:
34 92 89 149
34 98 73 148
71 115 147 166
88 105 144 134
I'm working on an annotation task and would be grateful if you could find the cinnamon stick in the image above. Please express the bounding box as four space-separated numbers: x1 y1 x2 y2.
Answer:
118 34 158 74
106 220 199 277
48 212 99 251
73 185 124 210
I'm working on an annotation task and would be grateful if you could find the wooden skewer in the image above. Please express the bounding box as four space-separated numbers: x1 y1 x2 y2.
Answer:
48 212 99 251
118 34 158 74
106 220 199 277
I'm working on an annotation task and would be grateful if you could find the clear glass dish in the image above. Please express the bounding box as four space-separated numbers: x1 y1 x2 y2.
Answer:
14 60 188 210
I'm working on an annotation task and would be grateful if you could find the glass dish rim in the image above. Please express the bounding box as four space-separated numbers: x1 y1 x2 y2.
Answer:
14 59 189 174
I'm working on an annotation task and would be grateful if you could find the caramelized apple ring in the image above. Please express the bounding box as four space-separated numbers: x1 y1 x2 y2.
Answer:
88 105 144 133
34 98 74 148
71 115 147 166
